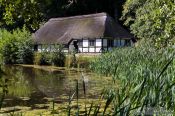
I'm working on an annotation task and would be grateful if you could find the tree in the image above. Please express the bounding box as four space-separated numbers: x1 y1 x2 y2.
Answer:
0 0 44 32
0 0 126 31
121 0 175 47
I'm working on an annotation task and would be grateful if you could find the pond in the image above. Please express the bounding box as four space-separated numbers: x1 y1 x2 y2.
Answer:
0 65 112 114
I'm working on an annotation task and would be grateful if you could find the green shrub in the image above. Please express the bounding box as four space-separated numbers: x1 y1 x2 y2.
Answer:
34 45 52 65
0 30 18 64
34 45 65 66
51 44 65 67
39 50 52 65
0 28 34 64
16 34 34 64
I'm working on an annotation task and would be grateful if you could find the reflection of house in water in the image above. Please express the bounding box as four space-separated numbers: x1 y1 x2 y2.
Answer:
33 12 133 53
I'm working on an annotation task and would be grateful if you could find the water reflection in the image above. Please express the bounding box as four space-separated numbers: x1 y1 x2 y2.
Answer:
1 65 110 108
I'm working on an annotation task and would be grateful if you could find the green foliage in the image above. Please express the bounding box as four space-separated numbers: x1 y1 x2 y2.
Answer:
90 40 175 115
39 49 52 65
0 0 43 31
0 0 125 31
0 27 34 64
34 45 65 66
121 0 175 47
16 31 34 64
51 45 65 67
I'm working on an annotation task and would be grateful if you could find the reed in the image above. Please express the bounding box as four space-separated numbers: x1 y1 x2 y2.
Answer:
89 40 175 115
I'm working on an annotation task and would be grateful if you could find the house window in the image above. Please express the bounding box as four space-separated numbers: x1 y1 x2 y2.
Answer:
108 40 114 47
78 40 83 46
114 40 121 47
121 40 125 46
89 40 95 46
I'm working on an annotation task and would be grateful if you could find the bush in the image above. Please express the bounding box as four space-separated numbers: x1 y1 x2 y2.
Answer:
16 32 34 64
34 44 65 66
0 30 18 64
39 50 52 65
0 27 34 64
51 44 65 67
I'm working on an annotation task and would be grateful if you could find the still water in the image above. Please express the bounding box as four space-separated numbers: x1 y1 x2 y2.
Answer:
1 65 111 109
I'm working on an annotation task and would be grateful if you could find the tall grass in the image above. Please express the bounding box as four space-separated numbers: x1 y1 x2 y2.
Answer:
65 54 95 69
89 40 175 115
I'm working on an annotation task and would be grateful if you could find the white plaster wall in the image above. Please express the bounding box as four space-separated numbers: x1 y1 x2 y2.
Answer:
89 48 95 52
103 39 107 46
38 45 42 52
83 40 88 47
83 48 88 52
69 44 74 52
63 49 68 53
96 39 102 46
78 47 83 52
96 48 101 52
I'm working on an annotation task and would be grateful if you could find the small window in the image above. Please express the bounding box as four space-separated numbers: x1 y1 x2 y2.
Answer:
115 40 121 47
108 40 114 47
89 40 95 46
78 40 83 46
121 40 125 46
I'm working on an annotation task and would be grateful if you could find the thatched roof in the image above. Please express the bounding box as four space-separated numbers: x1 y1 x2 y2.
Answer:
33 13 133 44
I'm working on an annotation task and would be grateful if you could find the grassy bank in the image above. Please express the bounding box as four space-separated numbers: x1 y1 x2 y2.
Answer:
34 53 96 69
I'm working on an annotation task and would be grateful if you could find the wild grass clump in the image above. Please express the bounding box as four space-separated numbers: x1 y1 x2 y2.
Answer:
65 53 95 69
90 39 175 115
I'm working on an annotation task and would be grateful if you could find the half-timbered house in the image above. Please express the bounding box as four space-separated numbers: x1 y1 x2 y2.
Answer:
33 13 133 53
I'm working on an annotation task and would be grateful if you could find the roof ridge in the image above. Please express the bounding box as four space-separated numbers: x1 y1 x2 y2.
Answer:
49 12 108 21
